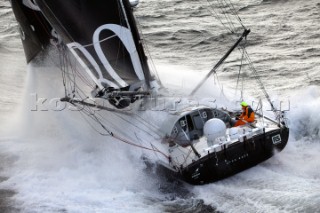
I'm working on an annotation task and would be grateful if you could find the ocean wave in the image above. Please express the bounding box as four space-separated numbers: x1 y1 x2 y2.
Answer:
137 14 166 20
261 0 290 4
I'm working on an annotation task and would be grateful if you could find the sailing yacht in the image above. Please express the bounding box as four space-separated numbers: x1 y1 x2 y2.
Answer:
10 0 289 184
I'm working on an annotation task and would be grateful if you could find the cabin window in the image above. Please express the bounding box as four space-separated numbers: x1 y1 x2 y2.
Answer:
180 120 186 127
193 115 204 130
172 126 178 135
213 110 219 117
179 118 187 132
205 109 214 120
186 115 194 131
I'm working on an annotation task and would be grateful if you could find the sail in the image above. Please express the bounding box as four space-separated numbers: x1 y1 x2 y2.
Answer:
10 0 53 63
33 0 152 91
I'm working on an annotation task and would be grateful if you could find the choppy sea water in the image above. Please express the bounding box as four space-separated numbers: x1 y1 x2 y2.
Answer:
0 0 319 212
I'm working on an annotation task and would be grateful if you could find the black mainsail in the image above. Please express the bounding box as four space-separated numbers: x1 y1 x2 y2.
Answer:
11 0 154 108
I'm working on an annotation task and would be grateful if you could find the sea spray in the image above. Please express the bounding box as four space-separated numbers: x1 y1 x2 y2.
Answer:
0 63 166 212
287 86 320 141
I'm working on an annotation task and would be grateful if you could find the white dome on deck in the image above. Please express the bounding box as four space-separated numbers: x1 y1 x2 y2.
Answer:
204 118 226 145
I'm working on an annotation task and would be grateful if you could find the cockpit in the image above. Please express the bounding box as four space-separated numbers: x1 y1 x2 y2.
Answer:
168 108 231 147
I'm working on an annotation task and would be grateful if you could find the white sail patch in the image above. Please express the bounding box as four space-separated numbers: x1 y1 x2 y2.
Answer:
67 24 145 89
22 0 41 11
93 24 145 86
67 42 119 90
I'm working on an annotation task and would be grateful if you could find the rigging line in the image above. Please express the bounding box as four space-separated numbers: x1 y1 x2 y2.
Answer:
213 70 223 93
60 49 78 98
64 85 91 108
115 8 131 71
58 50 96 99
58 47 72 93
207 0 233 33
215 0 236 33
181 147 194 166
63 57 79 97
112 134 169 159
64 74 87 99
135 133 166 160
241 71 244 100
119 0 132 32
72 64 95 89
63 43 161 137
62 92 135 117
168 133 194 165
218 0 237 33
65 91 163 140
235 45 246 96
127 111 167 139
133 113 164 137
48 28 166 157
130 107 165 136
31 9 51 37
51 22 165 158
79 105 169 159
58 46 68 96
223 0 241 34
81 35 117 48
254 99 263 112
86 103 162 139
79 105 114 135
66 50 77 94
117 0 152 88
78 109 113 136
166 137 199 145
224 0 243 31
206 0 233 34
112 112 162 139
149 143 165 158
63 56 95 91
190 28 250 96
221 0 241 31
91 100 164 140
242 49 276 111
40 1 76 44
225 0 246 29
114 33 122 71
135 18 162 86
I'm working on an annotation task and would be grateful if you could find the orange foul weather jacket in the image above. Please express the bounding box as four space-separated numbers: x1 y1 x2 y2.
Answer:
235 106 255 127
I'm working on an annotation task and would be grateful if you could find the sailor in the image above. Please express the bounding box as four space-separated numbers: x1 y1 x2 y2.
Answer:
234 101 255 127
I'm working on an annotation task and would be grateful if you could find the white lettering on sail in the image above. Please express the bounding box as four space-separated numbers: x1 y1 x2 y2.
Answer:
22 0 41 11
67 42 119 89
21 0 146 90
93 24 145 87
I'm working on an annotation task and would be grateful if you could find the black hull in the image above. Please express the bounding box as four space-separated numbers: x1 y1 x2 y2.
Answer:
179 127 289 185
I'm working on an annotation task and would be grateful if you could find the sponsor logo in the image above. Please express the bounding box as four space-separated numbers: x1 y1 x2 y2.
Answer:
67 24 145 90
272 134 281 145
191 168 201 179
